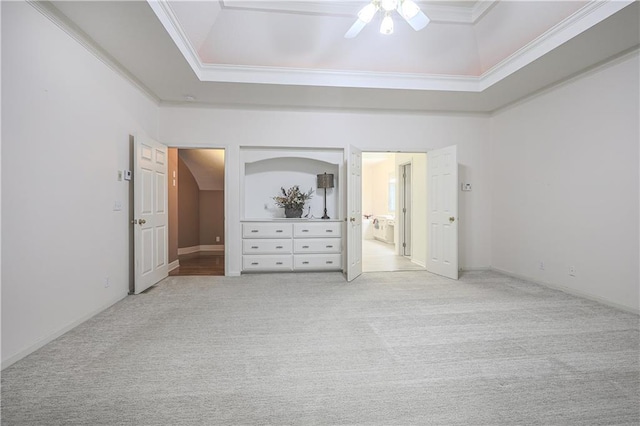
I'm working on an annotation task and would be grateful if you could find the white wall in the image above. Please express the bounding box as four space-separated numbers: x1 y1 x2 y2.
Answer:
1 2 158 367
491 52 640 311
371 155 395 217
159 107 493 275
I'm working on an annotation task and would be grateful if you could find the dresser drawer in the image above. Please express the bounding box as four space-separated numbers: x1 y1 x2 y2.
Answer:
294 238 340 254
243 255 292 271
294 254 342 270
243 239 293 255
293 222 341 238
243 223 292 238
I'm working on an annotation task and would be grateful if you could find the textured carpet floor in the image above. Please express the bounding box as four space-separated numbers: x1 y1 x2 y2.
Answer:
2 271 639 425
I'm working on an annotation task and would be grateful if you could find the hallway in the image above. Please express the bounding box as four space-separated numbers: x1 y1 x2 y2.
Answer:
169 252 225 276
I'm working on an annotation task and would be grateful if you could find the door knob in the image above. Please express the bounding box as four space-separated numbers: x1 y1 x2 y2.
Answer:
449 217 455 223
139 219 146 225
350 217 356 222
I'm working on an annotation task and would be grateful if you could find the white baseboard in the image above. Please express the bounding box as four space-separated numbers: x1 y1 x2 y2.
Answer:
411 259 426 268
177 245 224 255
491 267 640 315
168 259 180 272
1 292 128 370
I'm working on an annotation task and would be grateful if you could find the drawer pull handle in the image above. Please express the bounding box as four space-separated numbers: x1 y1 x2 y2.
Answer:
276 262 283 265
251 246 259 249
302 261 310 265
276 230 283 233
251 230 259 233
302 245 310 249
326 229 333 233
326 261 333 264
302 229 309 233
251 262 259 265
326 245 333 248
276 246 283 249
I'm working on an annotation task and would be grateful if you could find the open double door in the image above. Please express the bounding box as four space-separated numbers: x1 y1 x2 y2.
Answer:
345 145 459 282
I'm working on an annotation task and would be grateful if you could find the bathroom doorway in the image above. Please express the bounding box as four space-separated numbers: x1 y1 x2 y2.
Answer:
361 152 426 272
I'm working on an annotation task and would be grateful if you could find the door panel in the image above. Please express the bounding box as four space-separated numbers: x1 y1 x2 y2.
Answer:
134 135 169 294
426 145 458 279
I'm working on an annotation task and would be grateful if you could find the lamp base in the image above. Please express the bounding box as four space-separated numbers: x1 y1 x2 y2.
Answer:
321 211 330 220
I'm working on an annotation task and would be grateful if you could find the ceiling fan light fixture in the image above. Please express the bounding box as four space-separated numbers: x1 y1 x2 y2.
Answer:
380 14 394 35
399 0 420 19
358 2 378 23
380 0 398 12
345 0 427 38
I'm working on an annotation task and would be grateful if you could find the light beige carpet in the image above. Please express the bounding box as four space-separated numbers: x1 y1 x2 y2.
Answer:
2 270 638 425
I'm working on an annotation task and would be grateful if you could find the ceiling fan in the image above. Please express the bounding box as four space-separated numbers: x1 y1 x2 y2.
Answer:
345 0 430 38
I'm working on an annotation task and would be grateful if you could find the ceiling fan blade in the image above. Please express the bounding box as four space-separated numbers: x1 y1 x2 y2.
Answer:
344 19 366 39
403 9 430 31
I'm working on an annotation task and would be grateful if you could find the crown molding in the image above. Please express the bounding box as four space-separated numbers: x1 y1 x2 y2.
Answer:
28 0 161 104
146 0 206 79
219 0 493 23
198 63 482 91
479 0 634 91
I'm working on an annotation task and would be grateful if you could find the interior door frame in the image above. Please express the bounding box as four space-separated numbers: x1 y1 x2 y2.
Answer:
399 161 412 258
359 150 430 274
346 145 363 281
168 145 229 277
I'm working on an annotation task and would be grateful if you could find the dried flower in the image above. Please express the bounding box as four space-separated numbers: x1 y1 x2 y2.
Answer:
273 185 314 210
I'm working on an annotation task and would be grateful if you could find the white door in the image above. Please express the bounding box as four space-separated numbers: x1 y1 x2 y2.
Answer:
133 134 169 294
346 145 363 281
426 145 458 279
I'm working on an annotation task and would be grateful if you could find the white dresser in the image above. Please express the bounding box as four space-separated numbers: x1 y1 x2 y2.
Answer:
242 220 342 272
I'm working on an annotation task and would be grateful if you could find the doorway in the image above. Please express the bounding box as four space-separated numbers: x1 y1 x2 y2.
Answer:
167 148 226 276
361 152 426 273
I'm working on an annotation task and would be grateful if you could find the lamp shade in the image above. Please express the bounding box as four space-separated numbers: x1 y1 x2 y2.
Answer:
317 173 334 189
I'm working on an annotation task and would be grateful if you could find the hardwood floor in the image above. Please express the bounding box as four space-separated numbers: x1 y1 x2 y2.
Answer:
169 252 225 276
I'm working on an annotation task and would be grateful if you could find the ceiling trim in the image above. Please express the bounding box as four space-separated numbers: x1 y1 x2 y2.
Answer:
219 0 497 24
480 0 634 90
30 0 161 104
198 64 482 91
149 0 633 92
147 0 204 80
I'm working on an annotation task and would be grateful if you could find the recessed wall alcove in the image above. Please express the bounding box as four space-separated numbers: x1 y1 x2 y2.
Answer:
241 148 342 220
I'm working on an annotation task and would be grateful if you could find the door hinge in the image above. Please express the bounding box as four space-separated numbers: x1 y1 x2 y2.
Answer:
402 242 406 248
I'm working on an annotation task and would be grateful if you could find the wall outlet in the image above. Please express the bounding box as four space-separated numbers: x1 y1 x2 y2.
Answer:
539 261 545 270
113 201 122 211
569 266 576 276
461 183 472 191
216 236 220 242
104 277 110 288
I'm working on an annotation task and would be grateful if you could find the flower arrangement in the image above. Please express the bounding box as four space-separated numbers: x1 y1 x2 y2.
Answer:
273 185 314 211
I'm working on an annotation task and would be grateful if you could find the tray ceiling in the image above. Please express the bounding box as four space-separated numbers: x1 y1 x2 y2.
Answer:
47 0 640 112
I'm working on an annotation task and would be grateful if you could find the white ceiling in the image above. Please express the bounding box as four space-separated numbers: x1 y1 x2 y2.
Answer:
48 0 639 113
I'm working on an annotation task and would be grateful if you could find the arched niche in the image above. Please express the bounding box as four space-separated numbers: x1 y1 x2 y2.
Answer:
242 150 341 220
